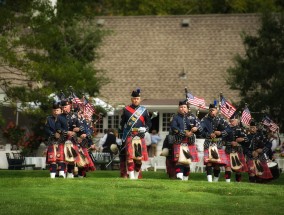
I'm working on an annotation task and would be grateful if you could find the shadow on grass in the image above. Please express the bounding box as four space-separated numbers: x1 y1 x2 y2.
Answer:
0 169 283 185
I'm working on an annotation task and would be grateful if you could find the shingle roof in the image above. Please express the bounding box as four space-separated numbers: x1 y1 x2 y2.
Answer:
95 14 260 107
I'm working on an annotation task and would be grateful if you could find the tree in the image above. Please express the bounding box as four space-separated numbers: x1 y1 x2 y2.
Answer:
0 0 108 107
227 12 284 130
79 0 283 16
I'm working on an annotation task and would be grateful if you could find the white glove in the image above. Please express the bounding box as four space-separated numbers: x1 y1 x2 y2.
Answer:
138 127 146 133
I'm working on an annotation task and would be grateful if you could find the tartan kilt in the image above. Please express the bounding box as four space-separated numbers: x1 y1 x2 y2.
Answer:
126 136 148 162
46 144 57 163
56 143 65 162
81 147 95 171
204 149 229 166
247 160 273 179
173 143 199 163
225 153 248 172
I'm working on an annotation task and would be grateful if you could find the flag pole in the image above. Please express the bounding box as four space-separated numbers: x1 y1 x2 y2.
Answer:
218 92 223 115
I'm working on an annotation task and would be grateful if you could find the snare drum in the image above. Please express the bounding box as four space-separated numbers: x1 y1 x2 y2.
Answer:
267 161 280 179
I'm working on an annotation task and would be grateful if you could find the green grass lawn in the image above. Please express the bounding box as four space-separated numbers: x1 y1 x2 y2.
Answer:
0 170 283 215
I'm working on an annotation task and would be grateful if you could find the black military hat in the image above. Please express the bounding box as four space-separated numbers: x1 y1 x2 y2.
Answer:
250 120 257 126
60 99 70 106
230 112 239 120
131 88 141 97
179 100 187 106
209 103 217 109
52 102 61 109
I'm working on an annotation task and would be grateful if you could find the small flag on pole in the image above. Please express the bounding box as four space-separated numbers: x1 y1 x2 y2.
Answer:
241 107 252 126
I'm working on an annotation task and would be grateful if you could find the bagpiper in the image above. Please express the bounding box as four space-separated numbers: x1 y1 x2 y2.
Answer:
199 103 231 182
44 102 64 178
75 111 96 177
170 100 200 180
223 114 248 182
55 99 82 178
245 120 273 183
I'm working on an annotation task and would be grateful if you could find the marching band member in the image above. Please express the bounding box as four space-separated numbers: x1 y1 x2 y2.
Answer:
199 104 230 182
55 99 81 178
44 102 62 178
245 120 273 183
75 111 96 177
120 88 152 179
223 114 248 182
170 100 200 180
160 134 176 179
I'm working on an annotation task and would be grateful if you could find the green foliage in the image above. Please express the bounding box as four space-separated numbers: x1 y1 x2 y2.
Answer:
0 104 5 126
77 0 283 15
227 12 284 129
0 171 284 215
0 0 109 104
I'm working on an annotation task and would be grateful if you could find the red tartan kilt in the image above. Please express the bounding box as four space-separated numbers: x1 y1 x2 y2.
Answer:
71 144 79 163
46 145 57 163
225 153 248 172
82 147 96 171
173 144 199 162
247 160 273 179
126 136 148 161
56 143 65 162
204 149 229 166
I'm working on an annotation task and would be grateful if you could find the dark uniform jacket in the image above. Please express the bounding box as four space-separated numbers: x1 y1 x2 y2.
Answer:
120 104 152 132
199 114 230 149
55 112 80 141
170 113 200 144
44 115 57 139
246 131 270 161
224 125 248 154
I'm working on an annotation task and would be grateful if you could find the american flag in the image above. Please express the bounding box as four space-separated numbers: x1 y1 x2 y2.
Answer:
72 97 83 105
262 116 279 132
81 97 95 118
220 97 236 119
186 92 206 109
69 92 83 105
241 107 252 126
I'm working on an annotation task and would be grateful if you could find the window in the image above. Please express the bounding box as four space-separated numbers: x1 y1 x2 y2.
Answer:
94 117 103 134
162 113 175 132
108 115 120 130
